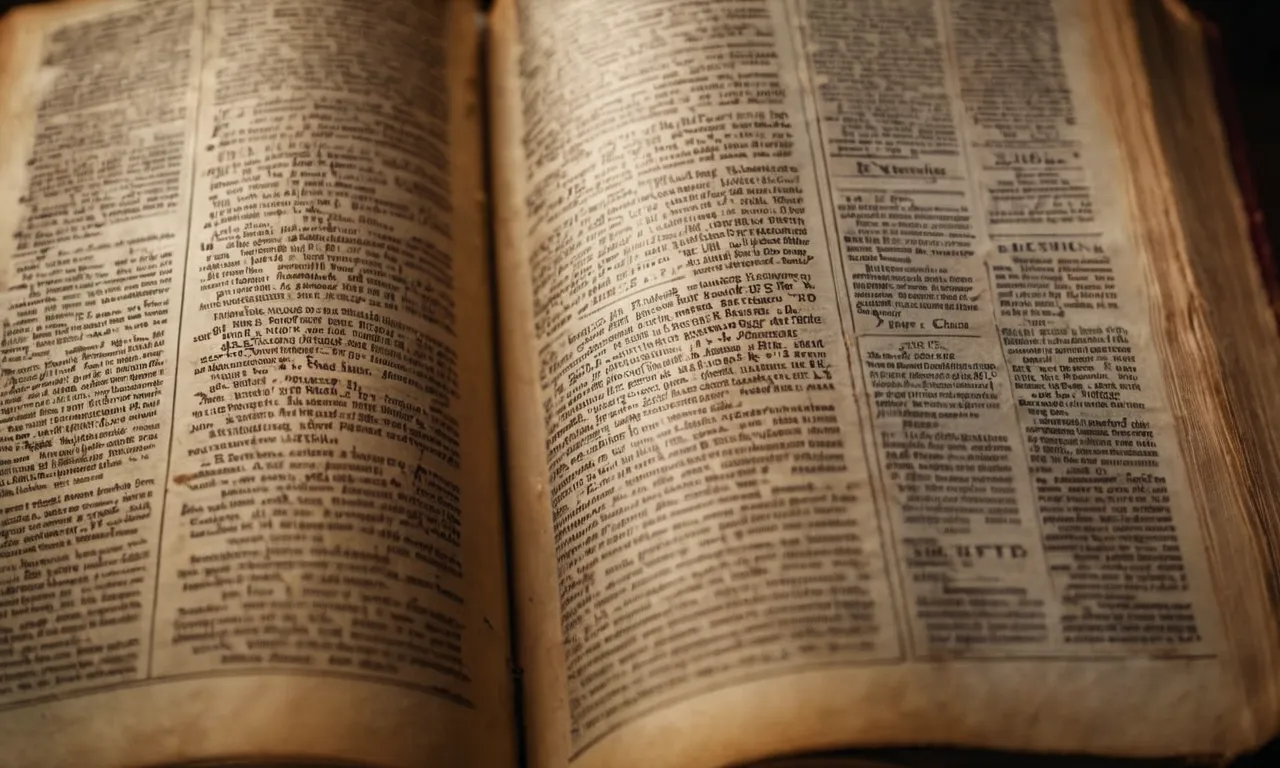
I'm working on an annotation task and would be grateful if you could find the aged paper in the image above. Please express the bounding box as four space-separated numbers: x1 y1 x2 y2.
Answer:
0 1 515 766
490 1 1271 767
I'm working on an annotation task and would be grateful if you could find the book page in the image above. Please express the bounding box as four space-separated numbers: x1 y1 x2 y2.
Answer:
489 1 1277 767
0 1 515 766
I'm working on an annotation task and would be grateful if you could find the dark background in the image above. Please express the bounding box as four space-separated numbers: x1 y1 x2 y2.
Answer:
0 0 1277 764
1184 0 1280 284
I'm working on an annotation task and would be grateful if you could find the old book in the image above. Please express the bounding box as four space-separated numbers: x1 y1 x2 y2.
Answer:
0 0 1277 766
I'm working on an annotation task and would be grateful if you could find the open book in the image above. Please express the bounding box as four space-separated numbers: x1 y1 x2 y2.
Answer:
1 0 1279 765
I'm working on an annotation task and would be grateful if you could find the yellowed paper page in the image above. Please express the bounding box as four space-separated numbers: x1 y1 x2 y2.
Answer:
0 1 514 766
489 1 1276 767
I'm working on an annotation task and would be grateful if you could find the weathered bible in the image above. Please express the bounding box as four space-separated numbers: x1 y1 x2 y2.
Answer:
1 0 1278 766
